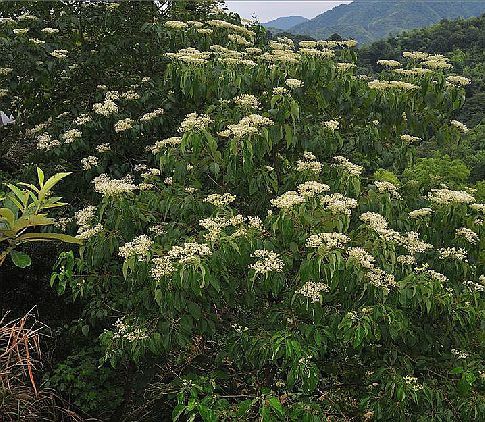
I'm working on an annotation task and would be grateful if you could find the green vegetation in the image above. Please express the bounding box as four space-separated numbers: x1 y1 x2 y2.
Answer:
289 0 485 44
0 1 484 421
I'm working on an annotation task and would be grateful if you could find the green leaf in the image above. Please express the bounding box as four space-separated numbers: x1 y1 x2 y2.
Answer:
268 397 284 415
37 167 45 187
16 232 82 244
10 250 32 268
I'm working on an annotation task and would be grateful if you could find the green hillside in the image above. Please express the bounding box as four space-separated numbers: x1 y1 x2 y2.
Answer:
290 0 485 44
359 14 485 181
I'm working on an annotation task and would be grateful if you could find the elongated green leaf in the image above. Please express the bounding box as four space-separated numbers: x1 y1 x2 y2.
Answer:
37 167 44 187
16 232 82 244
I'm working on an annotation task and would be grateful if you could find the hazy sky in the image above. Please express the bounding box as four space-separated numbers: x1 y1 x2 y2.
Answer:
225 1 351 23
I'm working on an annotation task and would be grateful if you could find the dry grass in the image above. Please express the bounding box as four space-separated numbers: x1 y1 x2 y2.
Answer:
0 308 83 421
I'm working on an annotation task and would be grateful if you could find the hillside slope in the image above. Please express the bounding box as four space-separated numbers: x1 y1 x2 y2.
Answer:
290 0 485 43
262 15 308 30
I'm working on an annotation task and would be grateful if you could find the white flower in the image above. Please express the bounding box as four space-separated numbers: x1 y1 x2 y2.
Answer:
114 118 134 133
428 189 475 205
409 207 433 218
50 49 68 59
81 156 98 170
93 99 118 116
92 174 137 196
306 232 349 249
285 78 304 89
140 108 164 122
96 143 111 153
456 227 479 244
348 247 375 269
178 112 212 133
332 156 363 176
271 191 305 210
322 120 339 131
296 282 329 303
297 181 330 198
250 250 284 275
204 193 236 207
450 120 469 133
119 235 153 261
321 193 358 216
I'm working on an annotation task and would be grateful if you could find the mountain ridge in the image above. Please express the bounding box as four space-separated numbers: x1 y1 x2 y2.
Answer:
288 0 485 44
261 15 308 31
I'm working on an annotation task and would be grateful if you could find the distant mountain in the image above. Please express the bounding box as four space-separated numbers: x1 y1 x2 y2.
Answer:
290 0 485 44
262 16 308 31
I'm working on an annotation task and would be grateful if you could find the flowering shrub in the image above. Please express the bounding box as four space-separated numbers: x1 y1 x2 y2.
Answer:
1 1 484 420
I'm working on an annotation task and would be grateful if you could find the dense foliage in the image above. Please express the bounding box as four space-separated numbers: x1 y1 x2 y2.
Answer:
1 1 484 420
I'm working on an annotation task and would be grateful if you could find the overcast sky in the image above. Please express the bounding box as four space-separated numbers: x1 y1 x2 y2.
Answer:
225 1 351 23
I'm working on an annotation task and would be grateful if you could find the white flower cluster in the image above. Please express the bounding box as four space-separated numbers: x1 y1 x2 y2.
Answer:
114 118 134 133
50 49 68 59
272 87 289 95
36 133 60 151
234 94 260 109
368 80 419 91
81 155 98 170
92 174 137 196
0 67 13 75
321 193 358 216
374 181 401 199
166 47 211 65
165 242 212 266
250 249 284 275
450 119 469 133
164 20 188 30
271 191 305 210
456 227 479 244
285 78 304 89
75 205 96 228
305 232 350 249
377 59 401 68
296 282 329 303
322 119 339 131
403 376 423 391
61 128 82 144
422 54 452 70
74 114 91 126
93 99 118 116
204 193 236 207
438 247 467 261
297 181 330 198
409 207 433 218
118 235 153 261
296 152 322 173
428 189 475 205
416 264 448 283
112 318 149 342
75 205 102 240
366 267 396 289
219 114 274 138
149 136 182 153
446 75 471 87
140 108 164 122
332 156 363 176
348 247 375 269
451 349 469 359
178 112 212 133
400 134 421 143
463 280 485 292
397 255 416 265
41 27 59 34
96 143 111 153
